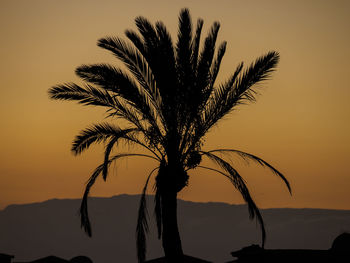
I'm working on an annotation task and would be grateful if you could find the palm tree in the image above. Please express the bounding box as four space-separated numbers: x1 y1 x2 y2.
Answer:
48 8 291 263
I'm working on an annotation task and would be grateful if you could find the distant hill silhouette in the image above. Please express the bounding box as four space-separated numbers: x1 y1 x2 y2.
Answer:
1 195 350 262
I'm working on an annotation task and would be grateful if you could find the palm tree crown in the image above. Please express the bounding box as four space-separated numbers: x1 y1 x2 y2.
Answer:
49 8 291 262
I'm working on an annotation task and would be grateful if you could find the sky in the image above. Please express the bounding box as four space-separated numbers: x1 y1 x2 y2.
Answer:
0 0 349 210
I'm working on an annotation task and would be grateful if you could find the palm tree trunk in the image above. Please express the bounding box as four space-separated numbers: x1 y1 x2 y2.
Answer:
161 190 184 262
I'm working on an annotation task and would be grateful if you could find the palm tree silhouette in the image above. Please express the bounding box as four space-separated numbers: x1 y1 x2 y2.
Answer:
49 8 291 263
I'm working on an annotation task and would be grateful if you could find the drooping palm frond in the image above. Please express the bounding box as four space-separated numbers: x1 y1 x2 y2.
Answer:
80 162 102 237
136 167 159 263
199 152 266 247
72 123 137 155
207 149 291 193
102 138 118 181
80 153 159 237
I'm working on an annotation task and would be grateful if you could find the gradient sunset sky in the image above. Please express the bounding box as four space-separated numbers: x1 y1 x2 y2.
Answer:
1 0 349 210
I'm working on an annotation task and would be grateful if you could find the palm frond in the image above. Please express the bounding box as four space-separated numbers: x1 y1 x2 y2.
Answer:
125 29 146 55
71 123 136 155
48 83 116 108
191 18 204 72
208 149 291 193
97 36 168 136
102 138 118 181
134 16 159 53
76 64 146 106
176 8 193 88
153 21 179 124
155 21 176 77
200 62 244 134
97 36 159 106
199 52 279 138
200 152 266 247
178 20 224 152
196 21 220 93
209 41 227 89
80 163 102 237
124 28 164 107
136 167 159 263
133 17 173 102
181 21 221 126
234 51 280 104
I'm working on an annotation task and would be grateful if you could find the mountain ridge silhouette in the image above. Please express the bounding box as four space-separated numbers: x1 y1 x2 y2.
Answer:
1 194 349 262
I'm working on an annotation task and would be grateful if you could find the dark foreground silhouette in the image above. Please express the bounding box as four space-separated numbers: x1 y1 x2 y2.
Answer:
2 233 349 262
228 233 350 263
0 255 93 263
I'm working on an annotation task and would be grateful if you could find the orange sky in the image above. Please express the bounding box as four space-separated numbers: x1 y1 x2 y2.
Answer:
1 0 349 210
